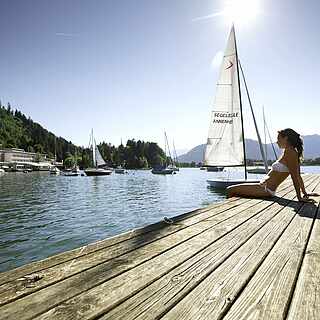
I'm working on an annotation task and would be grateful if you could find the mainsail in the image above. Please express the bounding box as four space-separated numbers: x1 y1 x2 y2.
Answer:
89 129 107 167
94 140 106 167
204 26 244 167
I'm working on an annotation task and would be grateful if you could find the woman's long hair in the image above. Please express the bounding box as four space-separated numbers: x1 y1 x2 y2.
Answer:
278 128 303 162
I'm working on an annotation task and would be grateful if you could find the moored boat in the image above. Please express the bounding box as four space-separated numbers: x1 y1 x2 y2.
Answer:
151 132 176 175
84 129 113 176
204 25 267 188
247 166 270 174
207 178 261 189
206 166 224 172
85 167 112 176
50 166 60 175
114 166 126 174
151 166 174 175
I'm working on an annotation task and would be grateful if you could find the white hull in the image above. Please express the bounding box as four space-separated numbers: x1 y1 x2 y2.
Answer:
50 168 60 175
207 178 260 189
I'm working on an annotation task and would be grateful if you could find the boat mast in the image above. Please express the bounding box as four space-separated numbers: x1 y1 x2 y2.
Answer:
172 140 178 166
91 128 96 168
263 106 268 163
264 109 278 160
164 131 173 166
233 24 247 179
54 136 57 163
238 60 268 173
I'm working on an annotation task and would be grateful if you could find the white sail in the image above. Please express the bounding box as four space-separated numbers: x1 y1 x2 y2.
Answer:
91 131 96 167
94 140 106 167
204 26 244 167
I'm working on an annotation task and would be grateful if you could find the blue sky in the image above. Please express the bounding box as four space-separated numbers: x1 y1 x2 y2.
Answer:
0 0 319 153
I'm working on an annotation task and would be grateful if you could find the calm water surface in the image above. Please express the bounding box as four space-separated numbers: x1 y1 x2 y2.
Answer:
1 166 319 272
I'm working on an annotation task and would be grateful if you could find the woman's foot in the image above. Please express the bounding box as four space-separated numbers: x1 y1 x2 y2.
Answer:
226 186 235 198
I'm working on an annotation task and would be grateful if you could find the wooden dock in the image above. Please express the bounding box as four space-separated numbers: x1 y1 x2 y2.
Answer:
0 173 319 320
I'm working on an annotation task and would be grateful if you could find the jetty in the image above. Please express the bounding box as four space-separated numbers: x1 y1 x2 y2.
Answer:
0 173 319 319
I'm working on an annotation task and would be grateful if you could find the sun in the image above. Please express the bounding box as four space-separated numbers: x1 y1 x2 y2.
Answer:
223 0 260 25
192 0 261 26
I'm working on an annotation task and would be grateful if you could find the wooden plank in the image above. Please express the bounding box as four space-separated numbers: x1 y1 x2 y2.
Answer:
0 197 261 307
93 177 320 320
216 183 320 319
0 196 249 286
153 177 320 320
286 202 320 319
0 176 309 320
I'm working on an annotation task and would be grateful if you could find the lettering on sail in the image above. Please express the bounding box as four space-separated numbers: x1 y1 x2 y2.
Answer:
212 111 239 124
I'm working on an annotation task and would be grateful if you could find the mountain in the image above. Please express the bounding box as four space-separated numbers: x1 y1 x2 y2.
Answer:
178 135 320 163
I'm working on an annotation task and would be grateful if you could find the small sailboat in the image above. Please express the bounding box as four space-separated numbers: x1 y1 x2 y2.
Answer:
114 166 126 174
50 166 60 175
169 140 180 171
151 131 174 175
204 25 268 188
63 151 81 176
50 137 61 175
151 166 174 174
84 129 112 176
167 136 179 172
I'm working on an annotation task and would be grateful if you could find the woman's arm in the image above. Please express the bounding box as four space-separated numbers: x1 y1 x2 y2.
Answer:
284 149 303 201
297 165 307 196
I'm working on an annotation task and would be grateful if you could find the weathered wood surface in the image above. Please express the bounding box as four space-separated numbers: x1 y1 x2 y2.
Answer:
0 174 319 320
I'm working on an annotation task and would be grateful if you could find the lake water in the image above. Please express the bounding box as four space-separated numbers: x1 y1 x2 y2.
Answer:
1 166 320 272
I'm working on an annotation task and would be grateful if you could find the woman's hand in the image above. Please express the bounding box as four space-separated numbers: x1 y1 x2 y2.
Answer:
298 196 316 203
303 192 320 197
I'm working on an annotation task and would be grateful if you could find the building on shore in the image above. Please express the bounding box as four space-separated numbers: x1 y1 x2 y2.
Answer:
0 147 54 171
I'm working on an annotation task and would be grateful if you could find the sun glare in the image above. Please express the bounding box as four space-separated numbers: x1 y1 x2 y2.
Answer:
223 0 260 25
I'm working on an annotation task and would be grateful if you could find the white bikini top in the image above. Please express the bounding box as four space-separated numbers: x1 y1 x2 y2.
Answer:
271 160 289 172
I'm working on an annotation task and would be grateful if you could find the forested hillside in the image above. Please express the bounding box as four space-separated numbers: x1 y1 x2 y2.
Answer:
0 102 167 168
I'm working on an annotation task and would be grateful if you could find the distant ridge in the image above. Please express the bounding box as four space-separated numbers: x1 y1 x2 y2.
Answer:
178 135 320 163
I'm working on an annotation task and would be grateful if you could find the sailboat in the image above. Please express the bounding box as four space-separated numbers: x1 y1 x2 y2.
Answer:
84 130 112 176
151 131 174 175
50 136 61 175
204 25 267 188
114 166 126 174
168 138 179 172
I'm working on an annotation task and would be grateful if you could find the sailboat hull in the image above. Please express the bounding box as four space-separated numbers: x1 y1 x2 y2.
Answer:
207 178 260 189
151 168 174 175
247 167 270 174
206 166 224 172
85 168 112 176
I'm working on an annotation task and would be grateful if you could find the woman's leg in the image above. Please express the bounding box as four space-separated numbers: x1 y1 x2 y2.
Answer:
226 183 272 198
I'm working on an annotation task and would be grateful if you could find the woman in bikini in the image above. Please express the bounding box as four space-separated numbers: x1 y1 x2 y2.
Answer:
226 128 318 202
